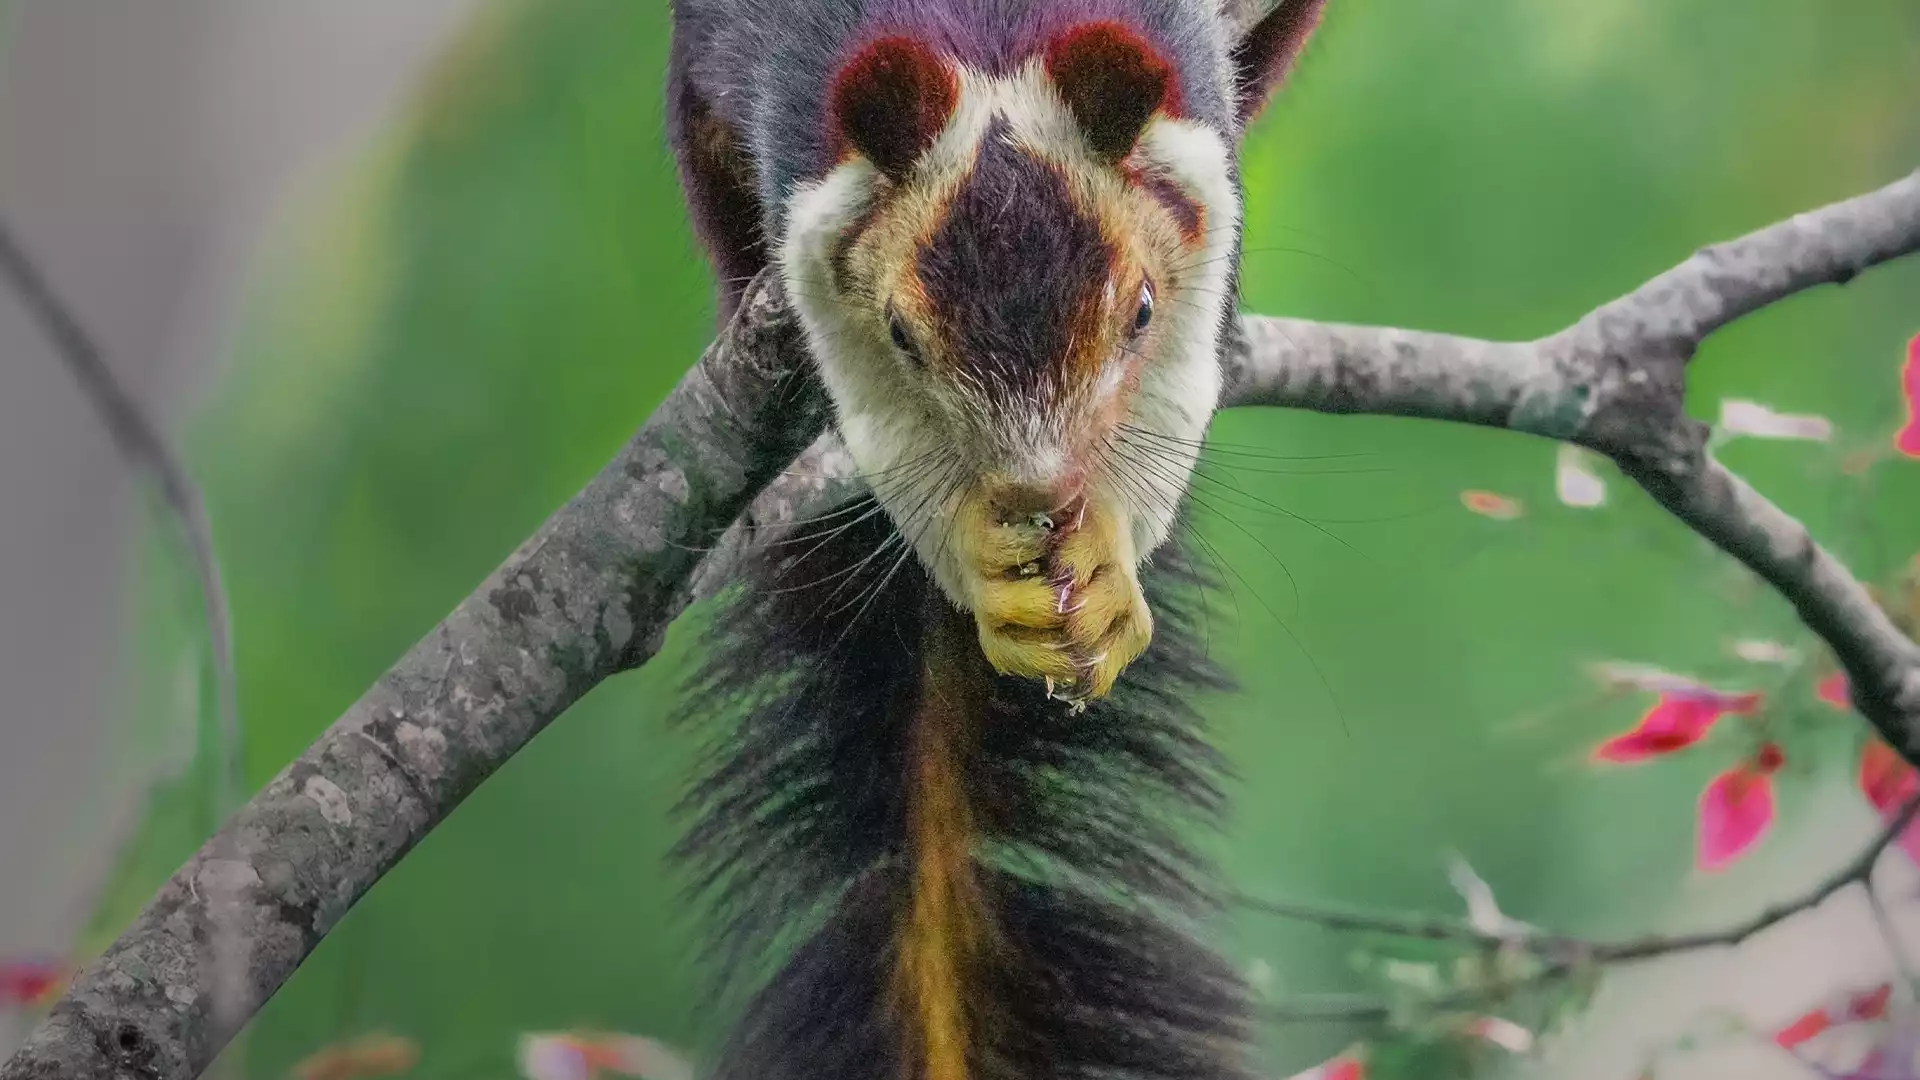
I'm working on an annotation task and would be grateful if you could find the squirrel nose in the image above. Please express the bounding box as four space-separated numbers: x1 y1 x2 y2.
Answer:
984 477 1086 531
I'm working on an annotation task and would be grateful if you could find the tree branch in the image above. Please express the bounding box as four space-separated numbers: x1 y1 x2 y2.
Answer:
5 164 1916 1080
0 218 271 1046
706 170 1920 760
1584 794 1920 963
1863 881 1920 991
0 275 827 1080
1223 169 1920 764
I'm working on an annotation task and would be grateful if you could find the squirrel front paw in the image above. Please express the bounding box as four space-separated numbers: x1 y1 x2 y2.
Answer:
958 493 1152 705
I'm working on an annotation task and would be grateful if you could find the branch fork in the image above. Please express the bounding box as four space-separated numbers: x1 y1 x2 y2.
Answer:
4 166 1917 1080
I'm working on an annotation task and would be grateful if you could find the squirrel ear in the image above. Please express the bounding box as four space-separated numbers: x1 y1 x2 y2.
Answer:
830 36 959 182
1044 23 1173 161
1230 0 1326 128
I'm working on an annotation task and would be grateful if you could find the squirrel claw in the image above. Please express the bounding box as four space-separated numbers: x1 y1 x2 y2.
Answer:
1043 675 1092 715
965 493 1151 701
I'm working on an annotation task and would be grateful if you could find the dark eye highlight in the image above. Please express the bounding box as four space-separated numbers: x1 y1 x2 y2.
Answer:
887 308 922 364
1131 281 1155 336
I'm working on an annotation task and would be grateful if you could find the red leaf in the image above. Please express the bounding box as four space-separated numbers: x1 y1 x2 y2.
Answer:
1844 1050 1888 1080
1859 739 1919 813
1756 741 1786 774
1858 739 1920 867
1774 1007 1833 1049
1843 982 1892 1022
1698 763 1775 871
0 958 64 1008
1593 691 1759 764
1818 673 1851 710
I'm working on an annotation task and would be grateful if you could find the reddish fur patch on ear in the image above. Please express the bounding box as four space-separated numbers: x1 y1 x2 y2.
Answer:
1044 22 1174 161
830 36 958 181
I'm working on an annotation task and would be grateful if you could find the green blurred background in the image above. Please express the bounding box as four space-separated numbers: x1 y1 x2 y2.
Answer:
64 1 1920 1078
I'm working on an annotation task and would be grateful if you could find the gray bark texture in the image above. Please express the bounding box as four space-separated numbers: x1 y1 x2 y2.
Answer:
3 167 1917 1080
0 275 826 1080
1226 169 1920 764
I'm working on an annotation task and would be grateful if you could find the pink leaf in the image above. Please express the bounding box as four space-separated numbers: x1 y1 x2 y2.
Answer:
1898 333 1920 458
1592 691 1760 764
1697 758 1777 871
1773 982 1901 1075
1859 739 1920 867
1843 983 1893 1022
0 958 64 1008
1898 827 1920 871
1842 1050 1888 1080
1859 740 1918 812
1776 1007 1833 1049
1819 673 1852 710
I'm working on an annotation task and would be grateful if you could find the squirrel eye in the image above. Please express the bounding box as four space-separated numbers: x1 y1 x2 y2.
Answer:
887 309 922 363
1131 282 1155 335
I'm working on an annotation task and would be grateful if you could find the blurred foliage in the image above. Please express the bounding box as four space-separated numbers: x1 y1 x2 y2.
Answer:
89 1 1920 1078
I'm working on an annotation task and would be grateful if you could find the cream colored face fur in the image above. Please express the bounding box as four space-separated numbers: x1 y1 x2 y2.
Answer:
780 57 1239 697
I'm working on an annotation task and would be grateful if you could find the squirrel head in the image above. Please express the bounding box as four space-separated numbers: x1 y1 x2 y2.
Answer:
778 11 1318 689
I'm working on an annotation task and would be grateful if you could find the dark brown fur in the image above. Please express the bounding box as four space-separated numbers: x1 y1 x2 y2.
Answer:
676 505 1253 1080
915 119 1116 402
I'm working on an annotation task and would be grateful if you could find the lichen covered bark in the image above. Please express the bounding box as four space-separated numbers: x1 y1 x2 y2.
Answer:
0 275 826 1080
5 159 1917 1080
1225 169 1920 765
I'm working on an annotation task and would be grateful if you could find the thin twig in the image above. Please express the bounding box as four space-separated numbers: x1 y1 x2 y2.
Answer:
1863 881 1920 994
0 219 255 1038
1234 894 1512 947
1228 169 1920 769
5 164 1918 1080
1586 795 1920 962
1258 796 1920 1024
0 271 828 1080
0 220 242 809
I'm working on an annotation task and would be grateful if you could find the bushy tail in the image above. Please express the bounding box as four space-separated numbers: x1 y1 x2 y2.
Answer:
675 503 1254 1080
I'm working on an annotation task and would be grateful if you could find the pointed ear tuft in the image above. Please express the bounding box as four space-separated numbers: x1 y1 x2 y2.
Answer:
829 36 959 182
1045 22 1173 161
1231 0 1326 128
